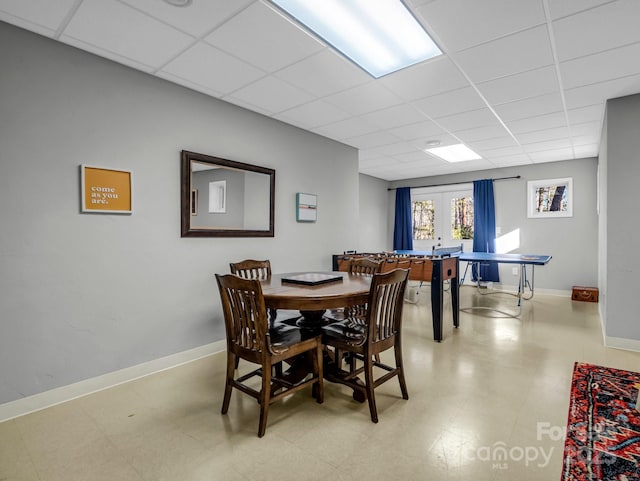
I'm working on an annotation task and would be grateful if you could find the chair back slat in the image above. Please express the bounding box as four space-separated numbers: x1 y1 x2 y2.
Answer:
229 259 272 280
348 257 382 275
216 274 268 353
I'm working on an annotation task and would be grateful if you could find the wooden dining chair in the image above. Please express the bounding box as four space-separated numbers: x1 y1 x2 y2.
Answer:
216 274 324 437
322 268 410 423
326 257 383 368
327 257 382 321
230 259 299 325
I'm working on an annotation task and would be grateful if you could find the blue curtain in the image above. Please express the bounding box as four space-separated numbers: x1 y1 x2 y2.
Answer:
393 187 413 251
472 179 500 282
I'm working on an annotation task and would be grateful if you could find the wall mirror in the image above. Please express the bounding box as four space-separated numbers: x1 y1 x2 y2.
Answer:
181 150 275 237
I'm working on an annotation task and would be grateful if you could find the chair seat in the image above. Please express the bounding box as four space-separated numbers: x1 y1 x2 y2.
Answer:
269 322 306 350
270 309 301 324
322 318 367 344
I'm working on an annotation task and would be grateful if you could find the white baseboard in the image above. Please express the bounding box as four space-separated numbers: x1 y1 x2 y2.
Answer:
605 336 640 352
0 340 226 423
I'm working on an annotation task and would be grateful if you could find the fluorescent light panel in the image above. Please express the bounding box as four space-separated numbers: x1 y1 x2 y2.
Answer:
426 144 482 163
270 0 442 78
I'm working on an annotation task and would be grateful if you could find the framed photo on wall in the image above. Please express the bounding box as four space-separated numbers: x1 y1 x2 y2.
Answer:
80 165 133 214
527 177 573 218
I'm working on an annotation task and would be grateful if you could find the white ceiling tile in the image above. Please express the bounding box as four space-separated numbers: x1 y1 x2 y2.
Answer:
274 49 370 97
358 151 388 163
344 131 403 149
393 151 445 165
488 154 532 166
359 104 428 130
312 117 381 140
455 26 554 83
225 76 314 114
365 142 418 157
161 42 264 95
274 99 351 129
467 136 518 151
572 134 601 146
204 2 323 73
0 0 78 35
416 0 545 53
571 121 601 137
552 0 640 61
529 148 574 162
119 0 254 38
493 92 564 122
432 158 495 172
387 120 446 141
157 70 224 98
523 138 573 153
567 104 604 124
436 108 501 131
414 87 487 119
61 0 195 69
564 74 640 109
453 125 512 142
381 56 469 101
573 144 599 157
407 133 459 150
506 112 568 134
477 66 559 105
547 0 615 20
218 95 273 117
516 127 570 145
560 42 640 90
323 82 404 116
476 145 526 158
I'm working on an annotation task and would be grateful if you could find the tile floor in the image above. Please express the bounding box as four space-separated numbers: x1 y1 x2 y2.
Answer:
1 285 639 481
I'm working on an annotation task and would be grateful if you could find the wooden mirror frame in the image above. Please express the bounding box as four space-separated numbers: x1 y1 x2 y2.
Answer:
181 150 275 237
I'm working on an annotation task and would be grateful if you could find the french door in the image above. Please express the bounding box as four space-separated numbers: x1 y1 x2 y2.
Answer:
411 185 474 253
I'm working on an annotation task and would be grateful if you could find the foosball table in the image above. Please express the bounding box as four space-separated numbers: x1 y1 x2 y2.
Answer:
332 249 461 342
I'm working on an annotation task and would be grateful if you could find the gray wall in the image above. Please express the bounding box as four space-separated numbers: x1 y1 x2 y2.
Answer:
389 158 599 291
357 174 391 252
0 22 361 405
604 94 640 342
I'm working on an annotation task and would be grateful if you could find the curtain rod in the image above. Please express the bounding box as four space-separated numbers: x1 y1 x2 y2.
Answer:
387 175 521 191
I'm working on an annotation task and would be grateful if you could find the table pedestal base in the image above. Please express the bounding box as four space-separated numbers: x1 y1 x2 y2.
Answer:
296 309 328 328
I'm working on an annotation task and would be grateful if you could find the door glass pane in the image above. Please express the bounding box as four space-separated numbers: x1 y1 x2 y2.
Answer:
412 200 434 240
450 196 474 240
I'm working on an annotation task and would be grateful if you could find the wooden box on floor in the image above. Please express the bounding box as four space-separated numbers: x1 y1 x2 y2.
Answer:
571 286 599 302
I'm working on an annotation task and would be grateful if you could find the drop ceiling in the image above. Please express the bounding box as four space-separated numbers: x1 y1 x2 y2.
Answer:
2 0 640 181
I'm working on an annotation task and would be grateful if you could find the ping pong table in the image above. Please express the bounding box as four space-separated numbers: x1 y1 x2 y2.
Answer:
458 252 552 315
396 249 552 316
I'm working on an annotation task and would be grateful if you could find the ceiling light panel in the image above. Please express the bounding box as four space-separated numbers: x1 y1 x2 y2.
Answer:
426 144 482 163
269 0 442 78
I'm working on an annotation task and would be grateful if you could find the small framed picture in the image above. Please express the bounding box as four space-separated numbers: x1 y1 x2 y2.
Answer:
527 177 573 218
296 193 317 222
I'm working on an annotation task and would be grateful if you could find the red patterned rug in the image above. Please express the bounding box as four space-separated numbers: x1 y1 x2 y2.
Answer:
561 362 640 480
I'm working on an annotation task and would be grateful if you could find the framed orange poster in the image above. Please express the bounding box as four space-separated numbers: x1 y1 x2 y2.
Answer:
80 165 133 214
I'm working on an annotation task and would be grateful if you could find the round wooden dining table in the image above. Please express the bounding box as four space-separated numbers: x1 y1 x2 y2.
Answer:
260 272 371 327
